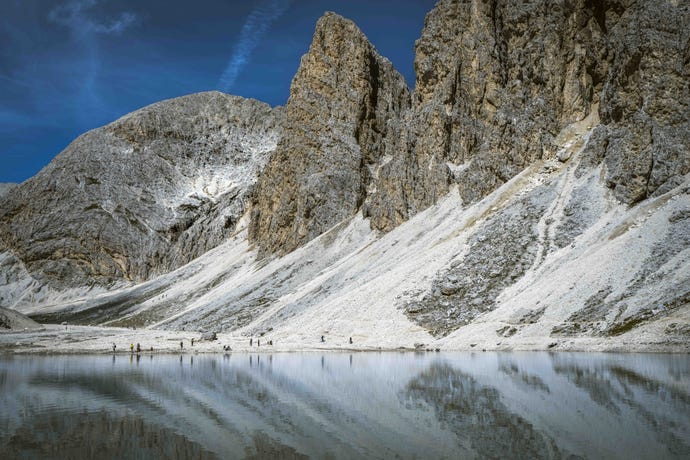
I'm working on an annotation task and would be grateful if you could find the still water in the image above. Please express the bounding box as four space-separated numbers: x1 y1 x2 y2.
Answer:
1 352 688 459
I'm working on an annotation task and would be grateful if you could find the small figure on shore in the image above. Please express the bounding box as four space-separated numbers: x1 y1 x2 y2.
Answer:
191 338 195 347
180 341 184 350
150 346 153 352
130 343 134 353
349 337 353 345
269 340 273 346
257 339 260 347
250 338 253 346
321 335 325 343
136 343 141 353
112 343 116 353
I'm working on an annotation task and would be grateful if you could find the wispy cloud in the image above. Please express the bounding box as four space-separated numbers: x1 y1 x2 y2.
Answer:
44 0 139 125
218 0 291 92
49 0 138 36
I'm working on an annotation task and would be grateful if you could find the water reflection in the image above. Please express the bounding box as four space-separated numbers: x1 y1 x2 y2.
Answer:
0 352 687 459
403 363 561 459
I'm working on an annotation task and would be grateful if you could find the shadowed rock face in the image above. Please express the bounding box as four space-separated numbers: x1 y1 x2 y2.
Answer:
249 12 411 257
0 92 282 288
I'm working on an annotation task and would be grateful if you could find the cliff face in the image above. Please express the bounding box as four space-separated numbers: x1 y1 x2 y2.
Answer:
0 92 282 288
367 0 593 231
394 0 690 338
249 12 410 256
596 0 690 203
250 0 689 253
368 0 690 233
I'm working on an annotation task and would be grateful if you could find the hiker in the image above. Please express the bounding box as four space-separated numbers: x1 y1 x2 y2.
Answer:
180 341 183 350
112 343 116 353
321 335 325 343
349 337 353 345
257 339 260 347
269 340 273 346
136 343 141 353
130 343 134 353
250 338 253 346
191 338 194 347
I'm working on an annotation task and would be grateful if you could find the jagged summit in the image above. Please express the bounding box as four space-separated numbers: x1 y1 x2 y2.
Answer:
0 91 282 288
249 11 411 256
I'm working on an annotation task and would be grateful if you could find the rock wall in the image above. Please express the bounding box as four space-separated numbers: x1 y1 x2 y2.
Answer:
370 0 675 233
252 0 690 255
0 92 282 288
249 12 410 256
367 0 595 231
597 0 690 203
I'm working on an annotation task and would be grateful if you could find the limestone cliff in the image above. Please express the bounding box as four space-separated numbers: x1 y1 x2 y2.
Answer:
368 0 689 233
251 0 689 254
395 0 690 338
0 92 282 288
248 12 410 256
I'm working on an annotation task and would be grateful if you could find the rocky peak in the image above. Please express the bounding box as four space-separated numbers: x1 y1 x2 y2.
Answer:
249 12 411 256
365 0 690 232
0 91 282 288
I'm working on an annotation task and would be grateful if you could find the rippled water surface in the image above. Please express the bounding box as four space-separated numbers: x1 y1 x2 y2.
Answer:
1 352 688 459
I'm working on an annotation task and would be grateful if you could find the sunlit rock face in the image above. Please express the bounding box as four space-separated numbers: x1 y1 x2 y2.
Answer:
368 0 690 231
0 92 282 288
252 0 690 255
248 12 411 257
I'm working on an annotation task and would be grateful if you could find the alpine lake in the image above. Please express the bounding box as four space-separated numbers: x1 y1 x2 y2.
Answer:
1 351 688 459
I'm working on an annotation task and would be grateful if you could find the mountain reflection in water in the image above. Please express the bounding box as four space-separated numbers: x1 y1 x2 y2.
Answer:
1 352 687 459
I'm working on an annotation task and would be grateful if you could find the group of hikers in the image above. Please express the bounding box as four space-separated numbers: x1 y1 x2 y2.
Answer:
111 342 153 354
248 338 273 347
110 334 356 354
109 337 237 353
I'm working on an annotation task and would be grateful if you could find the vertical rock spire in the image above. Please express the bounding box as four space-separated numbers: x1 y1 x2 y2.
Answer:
249 12 410 256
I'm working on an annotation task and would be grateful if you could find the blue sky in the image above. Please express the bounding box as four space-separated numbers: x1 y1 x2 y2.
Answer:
0 0 437 184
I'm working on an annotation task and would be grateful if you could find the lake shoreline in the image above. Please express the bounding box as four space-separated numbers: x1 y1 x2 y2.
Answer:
1 323 687 355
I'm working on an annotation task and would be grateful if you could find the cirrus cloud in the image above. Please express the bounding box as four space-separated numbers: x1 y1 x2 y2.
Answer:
218 0 292 92
48 0 138 35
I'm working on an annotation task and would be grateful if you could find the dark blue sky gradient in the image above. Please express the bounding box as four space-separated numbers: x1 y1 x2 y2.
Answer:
0 0 437 184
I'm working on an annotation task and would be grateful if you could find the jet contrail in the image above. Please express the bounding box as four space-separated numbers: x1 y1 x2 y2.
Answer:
218 0 291 92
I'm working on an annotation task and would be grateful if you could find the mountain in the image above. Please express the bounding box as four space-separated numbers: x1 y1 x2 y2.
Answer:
0 93 281 289
0 1 688 351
